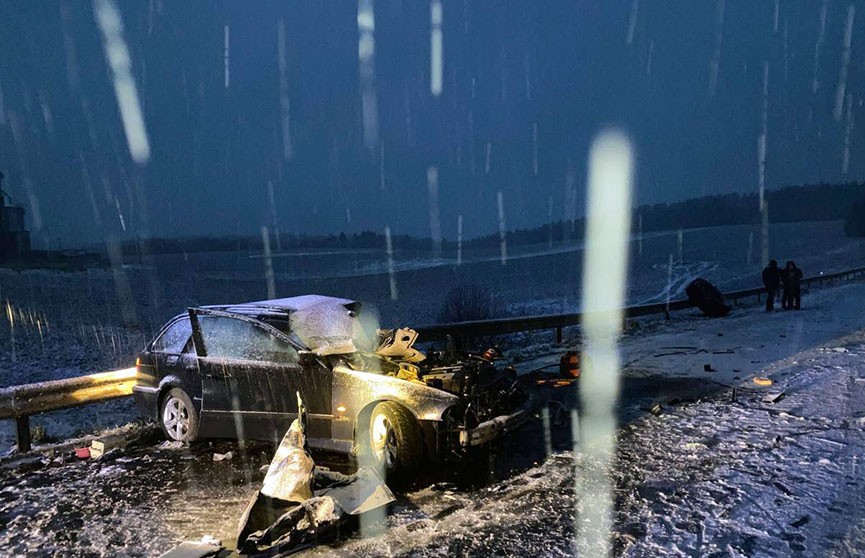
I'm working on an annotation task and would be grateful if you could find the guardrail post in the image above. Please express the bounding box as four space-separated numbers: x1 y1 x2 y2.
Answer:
555 326 562 344
16 416 31 453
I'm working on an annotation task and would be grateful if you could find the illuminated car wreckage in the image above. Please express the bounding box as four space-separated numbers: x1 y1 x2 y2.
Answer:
134 295 537 486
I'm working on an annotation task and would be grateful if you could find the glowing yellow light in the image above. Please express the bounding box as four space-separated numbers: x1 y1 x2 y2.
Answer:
336 405 347 413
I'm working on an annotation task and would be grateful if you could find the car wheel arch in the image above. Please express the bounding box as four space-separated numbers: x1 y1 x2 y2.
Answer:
353 399 419 448
156 376 190 410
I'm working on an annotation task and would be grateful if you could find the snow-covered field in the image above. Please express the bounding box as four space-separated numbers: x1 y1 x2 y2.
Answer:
1 235 865 556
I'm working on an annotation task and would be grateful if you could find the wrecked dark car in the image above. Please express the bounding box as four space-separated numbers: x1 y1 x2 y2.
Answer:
133 295 535 481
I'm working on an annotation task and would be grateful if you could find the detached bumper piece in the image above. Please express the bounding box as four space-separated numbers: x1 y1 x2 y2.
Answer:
458 394 538 447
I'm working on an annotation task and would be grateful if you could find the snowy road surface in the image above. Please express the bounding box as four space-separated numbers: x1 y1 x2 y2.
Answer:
2 279 865 556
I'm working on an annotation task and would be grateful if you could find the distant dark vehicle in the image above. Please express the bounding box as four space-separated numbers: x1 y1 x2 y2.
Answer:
685 278 731 317
133 295 534 481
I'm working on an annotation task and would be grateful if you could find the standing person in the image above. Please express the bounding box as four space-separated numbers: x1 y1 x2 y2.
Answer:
762 259 782 311
782 261 803 310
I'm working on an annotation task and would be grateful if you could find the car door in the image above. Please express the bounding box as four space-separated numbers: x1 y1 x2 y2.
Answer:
188 308 325 442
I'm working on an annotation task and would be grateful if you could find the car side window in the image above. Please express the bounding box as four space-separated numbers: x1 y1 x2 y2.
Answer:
197 315 299 364
152 318 192 354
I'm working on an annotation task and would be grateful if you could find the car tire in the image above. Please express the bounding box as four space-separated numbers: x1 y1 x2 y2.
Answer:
366 402 423 487
159 387 199 443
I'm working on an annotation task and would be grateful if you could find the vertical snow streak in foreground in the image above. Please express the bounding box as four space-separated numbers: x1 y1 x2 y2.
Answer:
708 0 725 97
577 130 633 557
762 200 770 267
93 0 150 165
532 121 539 175
842 93 854 175
385 226 398 300
626 0 639 45
0 79 6 126
759 61 770 267
278 19 293 160
834 4 856 121
430 0 443 96
666 253 674 315
457 214 463 265
223 24 230 88
812 0 828 94
358 0 379 148
497 190 507 265
758 61 769 209
427 167 442 258
261 226 275 299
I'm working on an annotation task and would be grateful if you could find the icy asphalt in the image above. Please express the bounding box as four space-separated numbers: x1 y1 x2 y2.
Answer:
2 279 865 556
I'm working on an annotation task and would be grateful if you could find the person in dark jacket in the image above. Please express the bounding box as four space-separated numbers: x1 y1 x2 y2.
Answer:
762 260 782 311
782 260 803 310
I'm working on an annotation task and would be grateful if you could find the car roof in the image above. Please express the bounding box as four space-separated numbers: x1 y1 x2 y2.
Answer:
247 294 356 311
198 294 359 318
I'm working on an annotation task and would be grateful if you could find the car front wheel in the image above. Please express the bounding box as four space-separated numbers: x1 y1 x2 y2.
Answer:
159 388 199 442
366 402 423 486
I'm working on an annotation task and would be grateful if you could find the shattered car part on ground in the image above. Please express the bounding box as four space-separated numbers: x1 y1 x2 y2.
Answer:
161 394 394 557
133 295 539 483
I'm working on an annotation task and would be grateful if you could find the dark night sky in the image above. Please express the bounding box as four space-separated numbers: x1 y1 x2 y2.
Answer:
0 0 862 247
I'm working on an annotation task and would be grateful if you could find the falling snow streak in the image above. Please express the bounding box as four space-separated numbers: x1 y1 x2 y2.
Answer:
267 181 280 250
773 0 780 34
646 40 654 76
427 167 442 258
484 141 492 174
379 143 385 190
758 61 769 210
0 78 6 127
8 113 43 230
747 230 754 266
842 93 854 175
834 3 855 121
578 129 633 558
761 200 770 266
456 214 463 265
532 122 539 176
261 226 276 299
78 150 104 230
93 0 150 165
666 253 673 314
385 226 397 300
223 24 230 88
564 161 577 243
277 18 293 160
358 0 379 149
708 0 725 97
59 1 82 94
813 0 828 94
497 190 507 265
430 0 443 96
626 0 639 45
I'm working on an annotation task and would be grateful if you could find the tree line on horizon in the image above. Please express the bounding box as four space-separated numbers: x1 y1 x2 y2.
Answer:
118 182 865 256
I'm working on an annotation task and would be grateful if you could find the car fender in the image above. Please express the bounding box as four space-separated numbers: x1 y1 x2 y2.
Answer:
332 365 460 424
157 375 202 411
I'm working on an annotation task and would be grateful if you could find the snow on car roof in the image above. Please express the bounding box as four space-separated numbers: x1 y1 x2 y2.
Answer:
248 294 357 311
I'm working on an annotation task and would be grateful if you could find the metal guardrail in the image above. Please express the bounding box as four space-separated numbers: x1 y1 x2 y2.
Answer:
415 266 865 345
0 368 137 452
3 265 864 454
